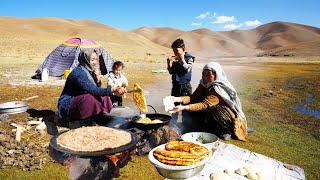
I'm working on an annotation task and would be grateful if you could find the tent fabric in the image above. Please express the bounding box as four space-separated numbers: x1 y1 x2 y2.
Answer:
36 38 113 77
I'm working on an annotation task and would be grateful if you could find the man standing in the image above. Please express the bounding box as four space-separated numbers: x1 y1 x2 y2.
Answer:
167 38 195 97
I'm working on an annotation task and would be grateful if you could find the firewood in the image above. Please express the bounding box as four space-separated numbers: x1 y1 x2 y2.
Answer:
27 121 42 125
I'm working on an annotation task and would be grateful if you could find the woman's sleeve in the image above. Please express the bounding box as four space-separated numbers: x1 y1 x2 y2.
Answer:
181 84 203 105
188 95 219 111
73 70 112 96
189 84 203 101
187 86 220 111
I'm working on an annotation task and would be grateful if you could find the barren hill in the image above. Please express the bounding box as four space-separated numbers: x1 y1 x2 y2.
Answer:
0 17 170 63
132 26 184 47
220 22 320 57
254 22 320 50
258 40 320 56
133 27 260 58
134 22 320 58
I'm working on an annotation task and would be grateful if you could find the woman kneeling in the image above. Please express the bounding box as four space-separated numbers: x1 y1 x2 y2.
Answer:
172 62 247 141
58 49 126 123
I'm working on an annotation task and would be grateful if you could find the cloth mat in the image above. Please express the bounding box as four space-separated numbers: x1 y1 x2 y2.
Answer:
187 141 305 180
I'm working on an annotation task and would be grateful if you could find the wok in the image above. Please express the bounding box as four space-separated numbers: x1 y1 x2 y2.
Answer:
131 105 171 130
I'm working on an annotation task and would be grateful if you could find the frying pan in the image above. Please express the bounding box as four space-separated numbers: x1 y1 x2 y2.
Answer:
50 128 137 156
131 105 171 130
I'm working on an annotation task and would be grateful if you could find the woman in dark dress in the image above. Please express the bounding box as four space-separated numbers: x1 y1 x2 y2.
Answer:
58 48 126 122
172 62 247 141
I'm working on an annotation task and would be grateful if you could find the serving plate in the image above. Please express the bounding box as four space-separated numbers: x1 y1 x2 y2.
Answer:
148 142 213 179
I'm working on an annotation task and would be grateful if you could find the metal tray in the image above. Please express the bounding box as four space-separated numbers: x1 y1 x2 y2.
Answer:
50 130 137 157
0 101 29 114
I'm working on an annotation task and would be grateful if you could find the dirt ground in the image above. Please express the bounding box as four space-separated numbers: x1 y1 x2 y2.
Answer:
0 57 320 179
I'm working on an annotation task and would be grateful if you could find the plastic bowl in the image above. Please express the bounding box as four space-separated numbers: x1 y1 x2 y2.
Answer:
181 132 218 144
148 143 212 179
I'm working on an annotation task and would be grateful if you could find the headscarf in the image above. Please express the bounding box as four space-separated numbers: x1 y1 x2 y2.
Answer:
200 62 246 121
78 48 100 85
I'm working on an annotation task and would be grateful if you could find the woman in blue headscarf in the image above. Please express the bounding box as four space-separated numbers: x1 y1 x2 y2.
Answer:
58 48 126 122
172 62 247 141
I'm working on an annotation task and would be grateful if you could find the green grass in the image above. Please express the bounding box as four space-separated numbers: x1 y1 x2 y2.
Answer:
0 163 68 180
230 63 320 179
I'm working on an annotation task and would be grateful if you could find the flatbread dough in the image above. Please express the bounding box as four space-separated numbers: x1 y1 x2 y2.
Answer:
56 126 132 153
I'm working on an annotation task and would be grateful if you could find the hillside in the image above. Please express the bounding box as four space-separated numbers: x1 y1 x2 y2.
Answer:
134 21 320 58
0 17 170 63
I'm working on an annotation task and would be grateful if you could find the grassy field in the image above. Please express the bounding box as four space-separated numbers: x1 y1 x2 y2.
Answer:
230 63 320 180
0 58 319 179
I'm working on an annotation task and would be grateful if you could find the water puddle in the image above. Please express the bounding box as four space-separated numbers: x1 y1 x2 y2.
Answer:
293 93 320 120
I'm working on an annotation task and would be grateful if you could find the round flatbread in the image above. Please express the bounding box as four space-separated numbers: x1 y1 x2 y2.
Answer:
56 126 132 153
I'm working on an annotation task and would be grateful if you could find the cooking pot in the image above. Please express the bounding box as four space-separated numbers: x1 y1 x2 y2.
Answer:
131 105 171 130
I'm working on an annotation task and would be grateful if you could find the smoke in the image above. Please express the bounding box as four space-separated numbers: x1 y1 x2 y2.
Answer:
69 156 117 180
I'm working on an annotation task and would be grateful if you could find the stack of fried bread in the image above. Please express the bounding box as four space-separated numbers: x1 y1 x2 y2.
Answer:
153 141 210 166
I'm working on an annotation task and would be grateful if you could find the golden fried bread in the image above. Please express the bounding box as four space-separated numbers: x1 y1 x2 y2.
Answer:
153 153 203 162
132 83 148 112
153 141 209 166
154 149 204 159
165 141 209 156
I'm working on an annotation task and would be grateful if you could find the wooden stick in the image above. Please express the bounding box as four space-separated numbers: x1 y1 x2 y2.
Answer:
22 95 39 101
16 126 23 142
27 121 42 125
10 123 26 131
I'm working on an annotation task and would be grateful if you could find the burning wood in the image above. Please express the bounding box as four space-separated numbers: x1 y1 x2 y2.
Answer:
49 145 135 179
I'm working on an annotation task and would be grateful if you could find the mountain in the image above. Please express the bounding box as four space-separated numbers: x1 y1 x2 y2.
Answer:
132 26 184 47
0 17 170 62
1 16 319 62
133 27 260 58
133 21 320 58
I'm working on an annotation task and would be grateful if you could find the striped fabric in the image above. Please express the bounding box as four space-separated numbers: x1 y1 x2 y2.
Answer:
36 38 114 77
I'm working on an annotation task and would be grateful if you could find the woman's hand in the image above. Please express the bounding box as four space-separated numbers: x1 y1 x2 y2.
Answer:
112 86 127 95
93 68 102 83
173 105 189 112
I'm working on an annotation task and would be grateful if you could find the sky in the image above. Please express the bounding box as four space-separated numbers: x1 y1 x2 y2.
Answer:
1 0 319 31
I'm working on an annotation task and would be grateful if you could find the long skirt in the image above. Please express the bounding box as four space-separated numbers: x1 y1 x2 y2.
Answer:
204 105 233 136
188 104 233 137
69 94 112 121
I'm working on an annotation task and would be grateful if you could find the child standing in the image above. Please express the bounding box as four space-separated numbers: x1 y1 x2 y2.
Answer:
108 61 128 107
167 38 195 97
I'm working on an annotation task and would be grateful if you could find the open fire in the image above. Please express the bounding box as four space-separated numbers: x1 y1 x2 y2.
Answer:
49 145 134 179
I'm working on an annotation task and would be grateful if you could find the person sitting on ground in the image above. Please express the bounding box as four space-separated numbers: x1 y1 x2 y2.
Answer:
167 38 195 97
171 62 248 141
57 49 126 123
107 61 128 107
